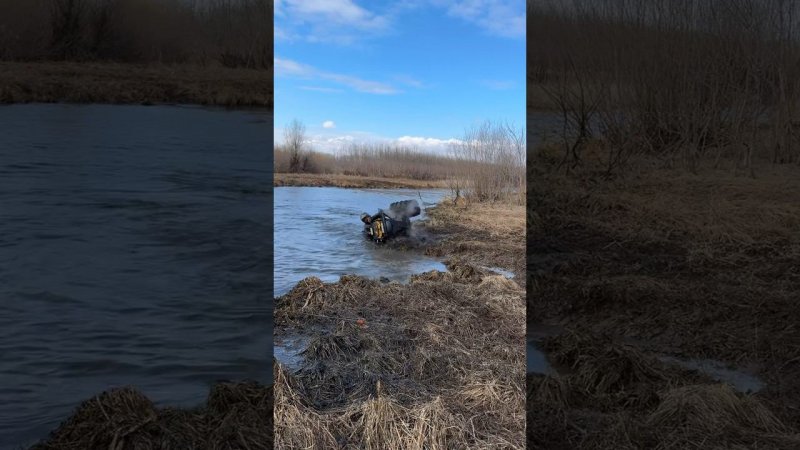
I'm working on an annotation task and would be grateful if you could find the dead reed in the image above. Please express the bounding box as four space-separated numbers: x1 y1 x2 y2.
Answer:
33 381 273 449
275 261 526 449
0 61 272 107
529 153 800 447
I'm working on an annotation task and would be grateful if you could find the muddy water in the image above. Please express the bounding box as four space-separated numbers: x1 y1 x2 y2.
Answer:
0 104 272 448
273 187 447 297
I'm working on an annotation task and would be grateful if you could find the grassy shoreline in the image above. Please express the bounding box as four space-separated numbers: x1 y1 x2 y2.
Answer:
528 155 800 448
0 61 272 107
274 200 526 448
274 172 449 189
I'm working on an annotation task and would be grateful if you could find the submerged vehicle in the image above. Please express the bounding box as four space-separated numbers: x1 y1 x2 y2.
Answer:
360 199 421 244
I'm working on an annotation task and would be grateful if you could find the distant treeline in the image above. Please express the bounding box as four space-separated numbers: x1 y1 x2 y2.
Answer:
529 0 800 171
274 144 470 181
0 0 272 69
276 119 526 204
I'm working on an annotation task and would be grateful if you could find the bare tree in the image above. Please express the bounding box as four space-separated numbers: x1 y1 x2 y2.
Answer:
451 120 526 203
50 0 88 59
529 0 800 173
284 119 307 173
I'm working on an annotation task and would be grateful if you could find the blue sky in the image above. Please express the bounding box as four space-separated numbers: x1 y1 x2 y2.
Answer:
274 0 525 153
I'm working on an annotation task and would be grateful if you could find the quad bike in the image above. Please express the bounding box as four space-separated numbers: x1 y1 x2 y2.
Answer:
360 199 421 244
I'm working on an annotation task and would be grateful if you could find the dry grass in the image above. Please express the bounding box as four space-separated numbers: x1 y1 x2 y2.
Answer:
275 262 525 449
424 200 526 280
529 153 800 447
274 173 448 189
33 382 273 449
275 200 526 448
528 332 800 449
0 61 272 107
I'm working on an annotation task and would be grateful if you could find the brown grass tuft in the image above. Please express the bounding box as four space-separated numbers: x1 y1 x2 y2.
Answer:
35 382 273 449
275 260 525 448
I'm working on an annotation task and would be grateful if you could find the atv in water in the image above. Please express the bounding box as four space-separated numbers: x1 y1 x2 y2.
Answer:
360 199 421 244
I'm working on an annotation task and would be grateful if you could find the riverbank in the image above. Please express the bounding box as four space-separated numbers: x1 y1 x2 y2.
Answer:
274 172 448 189
0 61 272 107
32 382 273 449
274 200 526 448
528 155 800 448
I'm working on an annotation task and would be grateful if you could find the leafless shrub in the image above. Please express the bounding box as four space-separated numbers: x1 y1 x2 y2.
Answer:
451 120 526 203
273 118 526 203
529 0 800 174
282 119 307 174
0 0 273 67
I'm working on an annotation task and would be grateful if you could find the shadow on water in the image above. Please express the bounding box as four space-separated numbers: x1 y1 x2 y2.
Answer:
0 104 272 448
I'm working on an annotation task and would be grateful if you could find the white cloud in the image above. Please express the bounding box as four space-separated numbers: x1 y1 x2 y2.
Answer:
274 127 462 155
431 0 525 39
481 79 517 90
277 0 524 46
323 120 336 129
393 75 427 88
300 86 343 93
284 0 387 29
274 58 313 77
396 136 463 151
276 0 389 44
275 57 399 95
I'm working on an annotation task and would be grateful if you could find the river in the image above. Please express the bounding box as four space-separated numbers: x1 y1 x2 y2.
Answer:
273 187 447 297
0 104 272 448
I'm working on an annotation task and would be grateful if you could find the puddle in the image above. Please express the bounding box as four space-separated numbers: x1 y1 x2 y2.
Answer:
659 356 765 393
484 266 516 279
527 323 564 375
274 333 309 373
527 339 555 375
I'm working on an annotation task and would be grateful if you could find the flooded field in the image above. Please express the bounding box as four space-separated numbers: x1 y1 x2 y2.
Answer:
0 104 271 448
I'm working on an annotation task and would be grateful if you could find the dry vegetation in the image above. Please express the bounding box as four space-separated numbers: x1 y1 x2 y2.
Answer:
274 173 448 189
275 119 526 205
528 331 800 449
0 0 272 106
528 156 800 448
529 0 800 172
275 200 526 449
425 200 526 280
0 61 272 106
273 144 470 182
33 382 273 449
528 1 800 447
